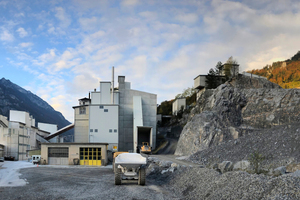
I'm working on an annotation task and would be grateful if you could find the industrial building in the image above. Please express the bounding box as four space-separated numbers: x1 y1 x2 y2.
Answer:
194 63 239 100
73 70 157 153
0 110 56 161
41 143 108 165
172 98 186 115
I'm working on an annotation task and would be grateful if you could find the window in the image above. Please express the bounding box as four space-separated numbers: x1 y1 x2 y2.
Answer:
99 105 104 109
48 147 68 157
95 129 98 132
80 107 86 114
114 129 117 133
109 129 112 133
90 129 93 132
104 109 108 112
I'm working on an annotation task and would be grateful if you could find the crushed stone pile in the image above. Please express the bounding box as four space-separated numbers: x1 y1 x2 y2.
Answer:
188 123 300 170
156 167 300 200
146 157 300 199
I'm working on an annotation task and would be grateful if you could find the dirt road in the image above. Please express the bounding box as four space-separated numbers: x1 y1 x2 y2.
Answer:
0 164 182 200
150 154 202 167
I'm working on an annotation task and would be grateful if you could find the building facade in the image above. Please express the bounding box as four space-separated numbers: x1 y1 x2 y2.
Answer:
172 98 186 115
0 110 54 161
73 75 157 153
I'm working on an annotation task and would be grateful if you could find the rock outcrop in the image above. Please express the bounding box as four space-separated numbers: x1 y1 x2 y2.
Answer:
175 74 300 156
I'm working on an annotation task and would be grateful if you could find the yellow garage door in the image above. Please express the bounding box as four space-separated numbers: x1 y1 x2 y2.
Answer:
79 148 102 166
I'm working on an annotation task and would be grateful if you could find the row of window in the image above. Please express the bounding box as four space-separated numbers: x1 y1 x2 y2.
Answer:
90 129 117 133
79 106 109 115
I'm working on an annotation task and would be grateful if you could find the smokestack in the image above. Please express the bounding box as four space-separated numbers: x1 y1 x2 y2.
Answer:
111 66 114 104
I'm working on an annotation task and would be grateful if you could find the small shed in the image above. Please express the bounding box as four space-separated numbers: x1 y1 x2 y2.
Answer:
41 143 108 166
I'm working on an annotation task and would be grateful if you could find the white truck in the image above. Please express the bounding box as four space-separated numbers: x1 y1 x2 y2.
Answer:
32 155 41 165
114 153 147 185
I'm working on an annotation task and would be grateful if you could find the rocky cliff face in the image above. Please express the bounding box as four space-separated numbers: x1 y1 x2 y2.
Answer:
175 74 300 156
0 78 71 131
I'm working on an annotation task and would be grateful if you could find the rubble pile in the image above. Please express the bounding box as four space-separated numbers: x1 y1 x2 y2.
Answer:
147 157 300 199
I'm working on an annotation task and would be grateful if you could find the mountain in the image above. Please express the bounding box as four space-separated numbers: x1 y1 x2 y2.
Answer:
0 78 72 135
249 51 300 89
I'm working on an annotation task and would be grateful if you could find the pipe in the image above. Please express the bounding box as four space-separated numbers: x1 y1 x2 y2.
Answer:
112 66 114 104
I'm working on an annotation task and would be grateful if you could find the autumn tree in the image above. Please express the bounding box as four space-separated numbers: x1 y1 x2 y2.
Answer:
224 56 239 79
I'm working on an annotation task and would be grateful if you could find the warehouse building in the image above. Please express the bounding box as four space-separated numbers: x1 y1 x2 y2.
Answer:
41 143 108 165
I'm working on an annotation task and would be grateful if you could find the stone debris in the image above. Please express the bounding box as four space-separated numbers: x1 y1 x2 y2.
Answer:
152 75 300 198
273 166 287 176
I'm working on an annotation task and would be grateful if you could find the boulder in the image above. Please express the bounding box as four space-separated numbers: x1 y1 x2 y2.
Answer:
171 163 179 169
161 167 175 174
273 166 286 176
233 160 251 171
159 161 173 168
218 161 233 173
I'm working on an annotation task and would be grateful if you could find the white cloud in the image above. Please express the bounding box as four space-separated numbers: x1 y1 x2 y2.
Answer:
16 27 28 37
175 13 198 24
0 1 8 7
121 0 139 6
15 13 25 17
79 17 98 31
55 7 71 28
19 42 33 48
0 29 14 42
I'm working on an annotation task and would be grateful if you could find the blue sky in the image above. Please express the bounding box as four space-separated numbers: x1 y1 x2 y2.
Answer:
1 0 300 122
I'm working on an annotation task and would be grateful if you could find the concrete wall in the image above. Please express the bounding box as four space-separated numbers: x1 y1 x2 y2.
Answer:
89 104 119 150
91 92 101 104
100 82 111 104
74 106 89 143
0 115 8 156
5 126 30 160
41 143 108 165
172 98 186 115
194 75 207 89
9 110 32 127
38 122 58 143
118 77 157 152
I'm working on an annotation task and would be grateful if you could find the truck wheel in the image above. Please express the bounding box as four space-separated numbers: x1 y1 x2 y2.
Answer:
115 169 122 185
138 168 146 186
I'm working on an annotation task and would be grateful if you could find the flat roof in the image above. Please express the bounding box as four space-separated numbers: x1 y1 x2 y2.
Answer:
41 143 109 145
193 74 207 80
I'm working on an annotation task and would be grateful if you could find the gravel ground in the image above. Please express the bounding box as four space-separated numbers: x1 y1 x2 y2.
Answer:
149 167 300 200
0 164 182 200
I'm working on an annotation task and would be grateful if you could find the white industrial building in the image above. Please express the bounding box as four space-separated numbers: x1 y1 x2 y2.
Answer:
172 98 186 115
73 70 157 153
0 110 58 160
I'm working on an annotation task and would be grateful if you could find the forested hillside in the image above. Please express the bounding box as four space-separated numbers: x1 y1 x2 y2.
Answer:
249 51 300 88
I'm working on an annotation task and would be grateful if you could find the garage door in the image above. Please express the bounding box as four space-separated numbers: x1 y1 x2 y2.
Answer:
80 148 102 166
48 147 69 165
